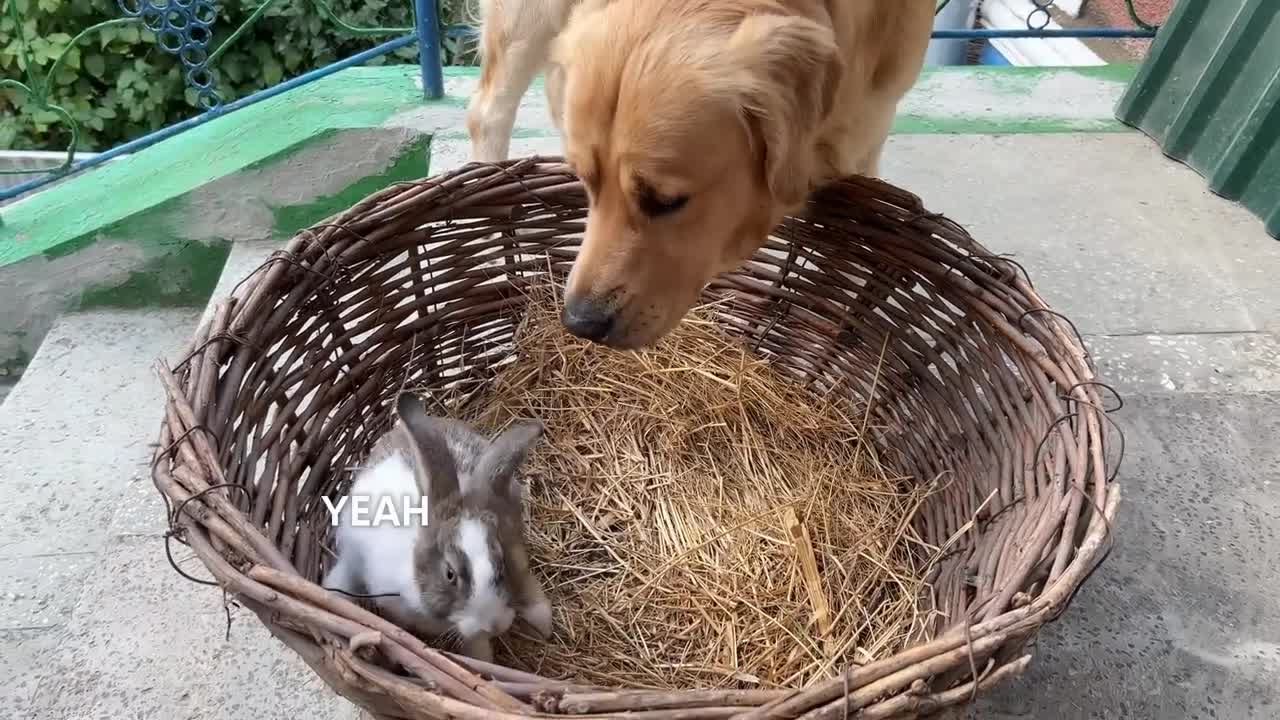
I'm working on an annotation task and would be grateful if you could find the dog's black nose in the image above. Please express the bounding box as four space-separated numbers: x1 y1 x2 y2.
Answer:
562 296 616 342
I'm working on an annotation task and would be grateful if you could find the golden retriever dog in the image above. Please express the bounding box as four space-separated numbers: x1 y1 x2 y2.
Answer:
466 0 935 349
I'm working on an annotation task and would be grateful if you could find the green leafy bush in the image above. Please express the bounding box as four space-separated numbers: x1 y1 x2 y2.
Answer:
0 0 476 152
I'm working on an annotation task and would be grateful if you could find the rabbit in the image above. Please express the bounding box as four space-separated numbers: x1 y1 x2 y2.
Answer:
323 391 553 662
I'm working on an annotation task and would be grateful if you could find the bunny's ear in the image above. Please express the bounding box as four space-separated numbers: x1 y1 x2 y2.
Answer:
474 420 544 498
396 392 459 507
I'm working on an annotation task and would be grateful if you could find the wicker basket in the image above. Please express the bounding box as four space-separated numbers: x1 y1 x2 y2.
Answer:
153 156 1120 719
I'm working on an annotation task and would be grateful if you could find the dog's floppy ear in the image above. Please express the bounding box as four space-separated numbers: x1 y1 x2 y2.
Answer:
547 0 610 135
725 14 844 207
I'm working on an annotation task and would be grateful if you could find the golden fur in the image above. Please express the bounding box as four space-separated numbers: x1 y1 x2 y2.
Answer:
467 0 935 348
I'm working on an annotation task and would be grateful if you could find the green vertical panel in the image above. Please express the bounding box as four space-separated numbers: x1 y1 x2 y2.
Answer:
1116 0 1280 239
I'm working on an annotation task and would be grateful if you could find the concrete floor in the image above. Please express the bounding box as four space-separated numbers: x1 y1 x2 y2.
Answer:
893 135 1280 720
2 130 1278 719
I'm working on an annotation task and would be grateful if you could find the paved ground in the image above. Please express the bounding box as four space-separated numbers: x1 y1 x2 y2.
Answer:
879 135 1280 720
2 120 1278 718
0 309 363 720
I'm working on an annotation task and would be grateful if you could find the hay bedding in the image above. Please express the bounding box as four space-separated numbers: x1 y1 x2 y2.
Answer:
423 284 936 691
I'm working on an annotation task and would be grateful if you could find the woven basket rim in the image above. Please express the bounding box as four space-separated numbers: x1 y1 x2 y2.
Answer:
152 156 1122 719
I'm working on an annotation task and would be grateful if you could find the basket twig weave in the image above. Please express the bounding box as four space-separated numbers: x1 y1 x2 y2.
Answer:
153 156 1121 719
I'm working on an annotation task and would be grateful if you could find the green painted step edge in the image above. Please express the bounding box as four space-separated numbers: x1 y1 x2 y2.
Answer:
273 133 435 237
0 65 431 267
432 64 1142 134
1 63 1139 270
0 128 433 309
431 62 1138 108
0 128 432 384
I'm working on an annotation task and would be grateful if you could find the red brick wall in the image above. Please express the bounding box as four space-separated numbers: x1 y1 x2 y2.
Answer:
1080 0 1174 60
1086 0 1173 27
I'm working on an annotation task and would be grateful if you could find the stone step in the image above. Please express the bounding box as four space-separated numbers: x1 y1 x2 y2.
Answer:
0 307 358 719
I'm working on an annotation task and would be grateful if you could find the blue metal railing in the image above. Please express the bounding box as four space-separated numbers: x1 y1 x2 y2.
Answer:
0 0 1160 205
416 0 446 100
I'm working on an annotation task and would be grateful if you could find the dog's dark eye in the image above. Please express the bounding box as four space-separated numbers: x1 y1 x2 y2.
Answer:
636 183 689 218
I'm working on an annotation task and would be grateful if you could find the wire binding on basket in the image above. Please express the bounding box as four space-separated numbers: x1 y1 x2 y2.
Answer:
151 156 1121 720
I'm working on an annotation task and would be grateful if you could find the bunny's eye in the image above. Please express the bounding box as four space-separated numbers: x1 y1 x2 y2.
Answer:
445 565 457 585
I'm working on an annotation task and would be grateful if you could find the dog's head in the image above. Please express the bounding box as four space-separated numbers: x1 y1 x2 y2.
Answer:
547 0 844 349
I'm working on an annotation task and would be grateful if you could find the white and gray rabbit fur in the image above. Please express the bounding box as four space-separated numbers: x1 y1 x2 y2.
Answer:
323 392 552 661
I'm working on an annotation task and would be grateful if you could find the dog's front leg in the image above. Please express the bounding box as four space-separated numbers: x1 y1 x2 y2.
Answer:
466 0 572 163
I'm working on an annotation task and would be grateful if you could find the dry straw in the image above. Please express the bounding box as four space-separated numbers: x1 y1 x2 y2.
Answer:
427 282 939 690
